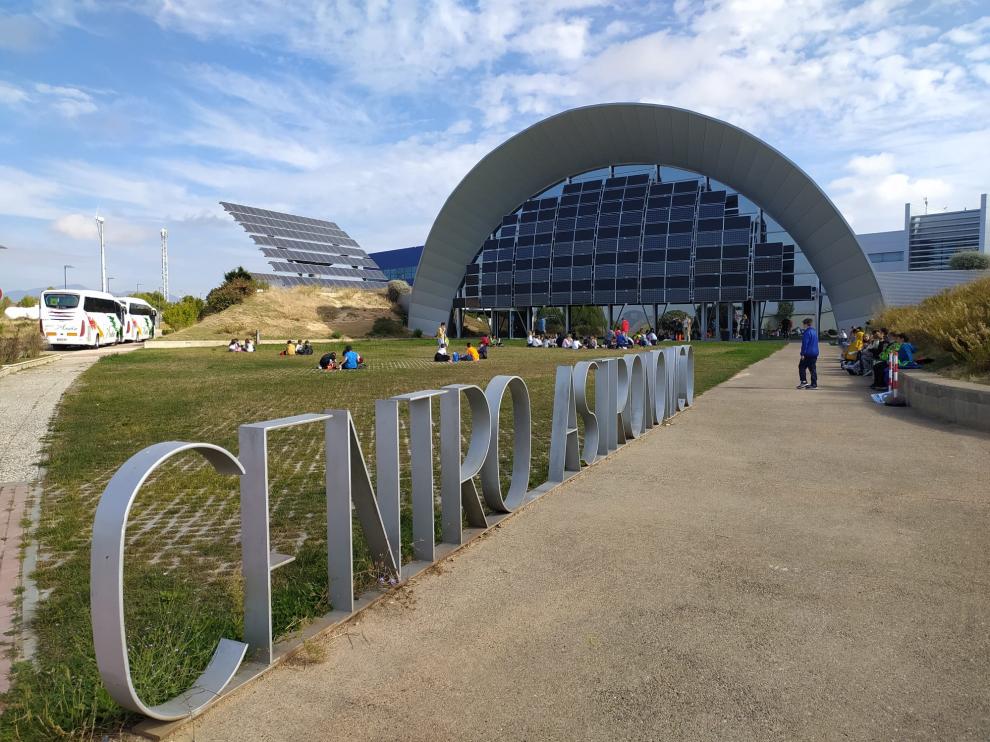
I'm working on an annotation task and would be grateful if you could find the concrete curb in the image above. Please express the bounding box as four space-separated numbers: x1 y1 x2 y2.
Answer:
0 354 58 379
901 370 990 434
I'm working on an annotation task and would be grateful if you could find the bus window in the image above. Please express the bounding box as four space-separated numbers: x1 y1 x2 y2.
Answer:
45 293 80 309
83 297 120 314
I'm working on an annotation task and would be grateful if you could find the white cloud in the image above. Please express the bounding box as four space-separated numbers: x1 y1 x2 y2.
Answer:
0 81 28 105
942 15 990 45
52 212 149 244
35 83 97 117
829 153 956 233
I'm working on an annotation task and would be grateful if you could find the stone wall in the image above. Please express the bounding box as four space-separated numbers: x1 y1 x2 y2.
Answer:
901 371 990 434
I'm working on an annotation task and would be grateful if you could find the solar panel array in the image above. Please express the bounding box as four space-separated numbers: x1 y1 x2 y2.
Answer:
221 202 387 289
454 174 814 309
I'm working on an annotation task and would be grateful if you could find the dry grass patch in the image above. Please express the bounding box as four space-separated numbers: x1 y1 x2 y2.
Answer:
165 285 402 340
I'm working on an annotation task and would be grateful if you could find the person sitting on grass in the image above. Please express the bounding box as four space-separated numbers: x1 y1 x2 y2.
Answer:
280 339 296 356
434 344 452 363
341 345 361 369
297 340 313 356
318 350 337 371
228 338 241 352
243 338 255 352
463 342 480 362
478 341 489 359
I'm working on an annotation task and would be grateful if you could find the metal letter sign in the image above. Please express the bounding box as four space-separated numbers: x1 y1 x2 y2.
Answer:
90 349 693 724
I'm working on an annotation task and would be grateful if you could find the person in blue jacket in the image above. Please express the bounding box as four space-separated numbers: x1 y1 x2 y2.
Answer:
797 317 819 389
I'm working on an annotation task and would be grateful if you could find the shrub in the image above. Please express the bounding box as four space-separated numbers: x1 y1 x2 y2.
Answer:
331 330 342 339
386 280 411 304
132 291 167 310
368 317 408 337
873 276 990 372
948 251 990 270
162 296 205 331
0 323 45 363
16 295 38 307
203 278 256 317
412 328 423 338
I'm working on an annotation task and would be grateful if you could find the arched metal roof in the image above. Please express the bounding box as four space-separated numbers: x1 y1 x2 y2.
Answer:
409 103 883 332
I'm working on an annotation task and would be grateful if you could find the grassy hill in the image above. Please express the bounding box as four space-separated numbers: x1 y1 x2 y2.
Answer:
163 285 404 340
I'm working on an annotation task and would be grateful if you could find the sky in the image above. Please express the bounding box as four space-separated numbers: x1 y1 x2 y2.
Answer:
0 0 988 298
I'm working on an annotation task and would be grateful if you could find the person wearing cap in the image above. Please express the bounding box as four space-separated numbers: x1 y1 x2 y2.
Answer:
797 317 819 389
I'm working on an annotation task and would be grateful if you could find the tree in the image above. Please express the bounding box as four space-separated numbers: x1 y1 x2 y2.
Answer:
536 306 564 332
948 251 990 270
16 295 38 307
659 310 688 337
774 300 794 334
223 266 254 283
569 306 606 336
132 291 167 310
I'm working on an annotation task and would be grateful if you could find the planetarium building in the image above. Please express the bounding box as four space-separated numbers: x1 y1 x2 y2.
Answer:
408 103 884 336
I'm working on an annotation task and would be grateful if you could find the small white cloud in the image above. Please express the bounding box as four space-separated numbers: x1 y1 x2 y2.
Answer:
35 83 97 118
942 16 990 46
52 213 148 244
52 213 98 240
0 81 27 105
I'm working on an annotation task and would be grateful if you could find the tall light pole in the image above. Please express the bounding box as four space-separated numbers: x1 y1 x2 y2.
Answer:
96 215 107 293
107 276 115 294
160 227 169 301
64 264 74 289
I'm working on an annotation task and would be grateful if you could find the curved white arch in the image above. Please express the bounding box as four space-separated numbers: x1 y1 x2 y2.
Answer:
409 103 883 333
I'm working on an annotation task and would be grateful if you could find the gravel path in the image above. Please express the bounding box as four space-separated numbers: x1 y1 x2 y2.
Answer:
177 344 990 742
0 346 141 483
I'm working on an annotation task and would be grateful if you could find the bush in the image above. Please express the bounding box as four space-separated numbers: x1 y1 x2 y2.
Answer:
386 280 411 304
948 251 990 270
368 317 408 337
203 278 256 317
16 295 38 308
331 330 342 340
873 276 990 372
132 291 167 310
0 323 45 363
162 296 205 331
412 328 423 338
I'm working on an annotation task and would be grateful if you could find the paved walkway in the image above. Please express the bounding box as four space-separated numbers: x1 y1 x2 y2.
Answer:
0 345 140 694
177 344 989 741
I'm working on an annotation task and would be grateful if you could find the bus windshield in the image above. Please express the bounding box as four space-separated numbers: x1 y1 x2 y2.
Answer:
44 293 80 309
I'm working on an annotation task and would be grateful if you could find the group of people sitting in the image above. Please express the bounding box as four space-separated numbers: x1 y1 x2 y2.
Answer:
279 339 313 356
840 326 923 391
227 338 255 352
527 327 663 350
317 345 364 371
434 336 490 363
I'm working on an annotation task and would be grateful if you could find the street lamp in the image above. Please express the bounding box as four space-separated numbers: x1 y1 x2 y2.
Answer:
64 264 75 289
96 215 107 293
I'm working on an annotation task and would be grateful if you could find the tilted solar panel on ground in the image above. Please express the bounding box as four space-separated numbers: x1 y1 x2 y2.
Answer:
221 201 387 289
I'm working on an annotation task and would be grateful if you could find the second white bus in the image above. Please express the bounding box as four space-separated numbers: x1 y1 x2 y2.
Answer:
121 297 159 342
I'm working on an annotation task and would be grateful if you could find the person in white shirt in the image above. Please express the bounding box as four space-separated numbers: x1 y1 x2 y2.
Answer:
562 335 574 349
243 338 255 352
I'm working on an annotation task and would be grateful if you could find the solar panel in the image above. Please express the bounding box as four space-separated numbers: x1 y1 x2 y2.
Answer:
222 201 387 291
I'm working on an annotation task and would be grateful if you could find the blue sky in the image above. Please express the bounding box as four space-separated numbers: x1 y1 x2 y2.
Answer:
0 0 987 297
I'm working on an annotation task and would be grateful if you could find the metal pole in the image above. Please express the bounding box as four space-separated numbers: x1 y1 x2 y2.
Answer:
161 228 169 301
816 280 823 333
96 216 107 293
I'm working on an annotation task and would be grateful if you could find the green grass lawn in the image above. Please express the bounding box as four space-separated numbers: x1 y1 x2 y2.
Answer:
1 339 782 739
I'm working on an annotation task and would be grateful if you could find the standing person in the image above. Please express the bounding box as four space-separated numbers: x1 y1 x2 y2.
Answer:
682 315 693 342
797 317 819 389
621 317 630 335
436 322 447 349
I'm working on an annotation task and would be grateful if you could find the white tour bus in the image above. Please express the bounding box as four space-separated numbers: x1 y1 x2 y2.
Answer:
121 296 159 342
40 290 125 348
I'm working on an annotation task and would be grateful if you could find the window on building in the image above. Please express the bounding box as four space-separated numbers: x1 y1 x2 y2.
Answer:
868 251 904 264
